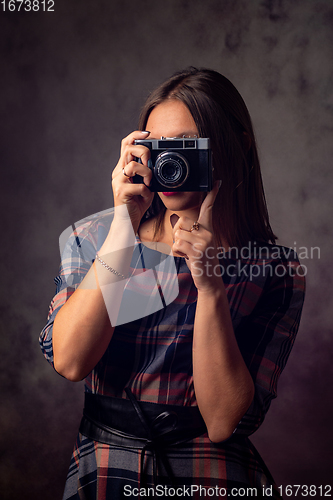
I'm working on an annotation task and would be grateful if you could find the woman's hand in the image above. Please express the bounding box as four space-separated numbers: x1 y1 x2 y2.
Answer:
170 181 255 442
112 131 154 232
171 181 222 292
171 182 254 442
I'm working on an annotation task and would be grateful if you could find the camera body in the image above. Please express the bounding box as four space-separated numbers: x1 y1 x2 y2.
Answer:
133 137 212 192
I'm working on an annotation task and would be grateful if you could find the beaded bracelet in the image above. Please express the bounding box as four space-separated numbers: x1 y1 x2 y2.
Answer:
95 254 126 280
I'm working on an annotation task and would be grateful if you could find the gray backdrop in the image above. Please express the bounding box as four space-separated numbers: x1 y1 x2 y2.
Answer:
1 1 332 499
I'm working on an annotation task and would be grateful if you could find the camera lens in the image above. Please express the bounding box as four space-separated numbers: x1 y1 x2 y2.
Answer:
155 152 189 188
161 162 181 182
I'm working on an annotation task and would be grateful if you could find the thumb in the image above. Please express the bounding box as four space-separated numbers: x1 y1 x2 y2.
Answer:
197 180 221 230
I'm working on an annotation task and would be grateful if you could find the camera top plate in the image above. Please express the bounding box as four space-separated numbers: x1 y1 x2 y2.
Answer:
134 138 210 150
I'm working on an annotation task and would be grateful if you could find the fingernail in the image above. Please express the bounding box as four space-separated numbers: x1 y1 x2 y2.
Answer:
170 214 179 228
218 180 222 189
148 158 153 169
141 130 150 135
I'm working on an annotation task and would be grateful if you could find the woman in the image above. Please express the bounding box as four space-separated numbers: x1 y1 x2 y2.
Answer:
40 67 305 499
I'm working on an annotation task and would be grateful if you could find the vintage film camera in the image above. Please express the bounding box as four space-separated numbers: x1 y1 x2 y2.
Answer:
133 137 212 191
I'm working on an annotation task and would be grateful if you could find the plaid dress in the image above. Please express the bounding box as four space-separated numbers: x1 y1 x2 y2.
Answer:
40 208 305 500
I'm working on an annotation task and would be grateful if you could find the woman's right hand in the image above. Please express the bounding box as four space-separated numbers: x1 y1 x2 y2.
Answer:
112 131 154 231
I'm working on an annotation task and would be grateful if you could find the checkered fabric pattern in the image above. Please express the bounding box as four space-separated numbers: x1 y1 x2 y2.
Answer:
40 209 305 499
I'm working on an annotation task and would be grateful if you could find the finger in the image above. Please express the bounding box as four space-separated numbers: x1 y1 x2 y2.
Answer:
173 217 204 242
113 146 150 179
123 144 151 167
174 226 209 250
172 238 203 261
112 143 150 181
172 237 189 259
172 215 194 233
171 215 191 243
197 180 221 230
119 160 152 185
120 130 150 155
114 182 153 204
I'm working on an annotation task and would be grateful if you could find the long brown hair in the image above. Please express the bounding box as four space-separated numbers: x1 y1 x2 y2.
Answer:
138 67 276 248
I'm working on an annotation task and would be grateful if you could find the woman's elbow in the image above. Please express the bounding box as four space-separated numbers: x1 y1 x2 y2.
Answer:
207 389 255 444
53 355 86 382
207 422 236 443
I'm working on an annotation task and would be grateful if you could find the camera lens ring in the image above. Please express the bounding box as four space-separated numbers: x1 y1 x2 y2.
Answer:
154 151 189 189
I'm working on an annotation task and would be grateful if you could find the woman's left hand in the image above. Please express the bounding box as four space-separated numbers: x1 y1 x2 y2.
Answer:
171 181 222 292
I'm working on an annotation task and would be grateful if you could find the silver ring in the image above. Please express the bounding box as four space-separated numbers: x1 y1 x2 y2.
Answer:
122 167 130 178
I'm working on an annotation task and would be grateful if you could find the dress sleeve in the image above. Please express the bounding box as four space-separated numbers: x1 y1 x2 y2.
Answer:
39 221 97 368
232 254 305 437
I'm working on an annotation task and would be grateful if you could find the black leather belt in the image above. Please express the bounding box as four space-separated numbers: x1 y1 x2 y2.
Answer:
79 389 207 487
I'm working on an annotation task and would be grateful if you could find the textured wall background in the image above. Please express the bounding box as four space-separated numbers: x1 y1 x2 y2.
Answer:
1 1 332 499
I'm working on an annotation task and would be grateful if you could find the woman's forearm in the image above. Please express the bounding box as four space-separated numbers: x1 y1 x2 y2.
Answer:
193 285 254 443
52 126 155 382
52 212 137 381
